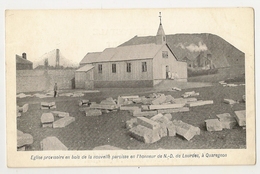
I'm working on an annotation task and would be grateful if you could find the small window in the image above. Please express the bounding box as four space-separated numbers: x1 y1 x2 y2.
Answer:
142 62 147 72
162 51 168 58
126 63 131 73
98 64 102 73
112 64 116 73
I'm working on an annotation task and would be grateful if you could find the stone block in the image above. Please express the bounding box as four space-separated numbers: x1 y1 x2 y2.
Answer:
234 110 246 126
157 107 189 114
141 105 150 110
223 99 237 105
53 116 75 128
85 109 102 116
40 136 68 150
149 103 185 110
93 145 123 150
100 99 117 105
121 95 139 99
216 113 232 120
220 117 237 129
41 102 55 107
52 111 70 117
41 113 54 123
125 118 138 129
79 99 90 106
133 110 157 117
188 100 213 107
165 95 175 103
172 98 187 104
90 103 116 110
163 114 172 121
150 113 164 121
205 119 223 131
173 87 182 91
157 122 168 138
42 123 53 128
120 106 140 111
17 130 33 147
129 125 161 144
41 105 56 110
22 104 29 113
79 107 92 112
166 122 176 136
172 120 200 141
132 98 142 104
152 94 166 105
137 117 161 130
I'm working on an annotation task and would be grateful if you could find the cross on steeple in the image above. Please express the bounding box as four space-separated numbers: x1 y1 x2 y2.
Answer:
159 12 162 24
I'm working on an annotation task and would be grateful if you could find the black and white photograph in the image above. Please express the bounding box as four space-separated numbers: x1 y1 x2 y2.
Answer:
6 8 255 167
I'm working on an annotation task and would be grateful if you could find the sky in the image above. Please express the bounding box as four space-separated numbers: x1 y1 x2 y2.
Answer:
5 8 253 68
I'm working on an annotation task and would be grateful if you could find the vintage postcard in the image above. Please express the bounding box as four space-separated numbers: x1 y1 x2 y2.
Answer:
6 8 255 167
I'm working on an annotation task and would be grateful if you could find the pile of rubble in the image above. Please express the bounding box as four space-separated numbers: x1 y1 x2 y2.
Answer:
17 104 29 117
41 111 75 128
126 113 200 143
205 110 246 131
219 81 245 87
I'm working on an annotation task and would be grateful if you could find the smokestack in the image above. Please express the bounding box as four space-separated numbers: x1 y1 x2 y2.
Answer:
56 49 60 68
22 53 26 59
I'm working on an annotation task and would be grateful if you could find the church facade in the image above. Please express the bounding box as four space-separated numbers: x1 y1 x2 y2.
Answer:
76 15 187 89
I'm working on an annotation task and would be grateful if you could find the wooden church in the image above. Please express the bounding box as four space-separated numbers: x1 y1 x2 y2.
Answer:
76 13 187 89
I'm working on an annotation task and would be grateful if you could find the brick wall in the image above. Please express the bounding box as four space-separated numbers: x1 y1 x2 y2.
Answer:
16 70 75 93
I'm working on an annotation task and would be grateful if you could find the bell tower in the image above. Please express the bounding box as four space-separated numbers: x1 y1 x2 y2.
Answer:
156 12 166 45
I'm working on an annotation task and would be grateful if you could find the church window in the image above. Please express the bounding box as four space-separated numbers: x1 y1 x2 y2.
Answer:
98 64 102 73
142 62 147 72
112 64 116 73
127 63 131 72
162 51 168 58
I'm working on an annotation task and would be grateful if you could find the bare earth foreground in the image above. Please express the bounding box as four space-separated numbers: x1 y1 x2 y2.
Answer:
17 78 246 151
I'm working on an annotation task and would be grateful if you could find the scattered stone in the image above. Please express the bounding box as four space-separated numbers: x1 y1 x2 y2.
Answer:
17 130 33 148
132 98 142 104
205 119 223 131
149 103 185 110
157 107 190 114
79 99 90 106
51 111 69 117
234 110 246 127
166 122 177 136
93 145 123 150
100 98 117 105
21 104 29 113
17 146 26 151
172 87 182 91
132 110 157 117
40 137 68 150
152 94 166 105
188 100 213 107
17 93 31 98
223 99 237 105
216 113 237 129
227 84 238 87
129 125 161 144
90 103 117 110
125 118 138 129
85 109 102 116
172 120 200 141
141 105 150 111
41 102 56 109
150 113 164 121
137 117 161 130
53 116 75 128
242 95 246 102
120 106 140 112
165 95 175 103
41 113 54 127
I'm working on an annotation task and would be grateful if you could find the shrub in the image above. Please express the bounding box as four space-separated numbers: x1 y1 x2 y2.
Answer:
188 68 218 77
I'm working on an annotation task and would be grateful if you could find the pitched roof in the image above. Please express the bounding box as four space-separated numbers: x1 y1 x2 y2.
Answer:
76 64 94 72
80 52 101 65
16 55 33 64
92 44 164 63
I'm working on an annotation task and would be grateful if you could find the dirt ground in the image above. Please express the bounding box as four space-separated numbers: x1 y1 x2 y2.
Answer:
17 80 246 151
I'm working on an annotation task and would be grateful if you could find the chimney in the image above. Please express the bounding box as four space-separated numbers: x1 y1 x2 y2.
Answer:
56 49 60 68
22 53 27 59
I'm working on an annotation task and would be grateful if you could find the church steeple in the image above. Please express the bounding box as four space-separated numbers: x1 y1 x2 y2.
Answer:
156 12 166 45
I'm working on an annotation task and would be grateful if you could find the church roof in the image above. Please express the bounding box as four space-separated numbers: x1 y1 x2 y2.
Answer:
90 44 165 63
16 55 33 64
76 64 94 72
80 52 101 65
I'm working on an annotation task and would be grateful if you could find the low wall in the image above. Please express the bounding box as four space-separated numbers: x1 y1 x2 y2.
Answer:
16 70 75 93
